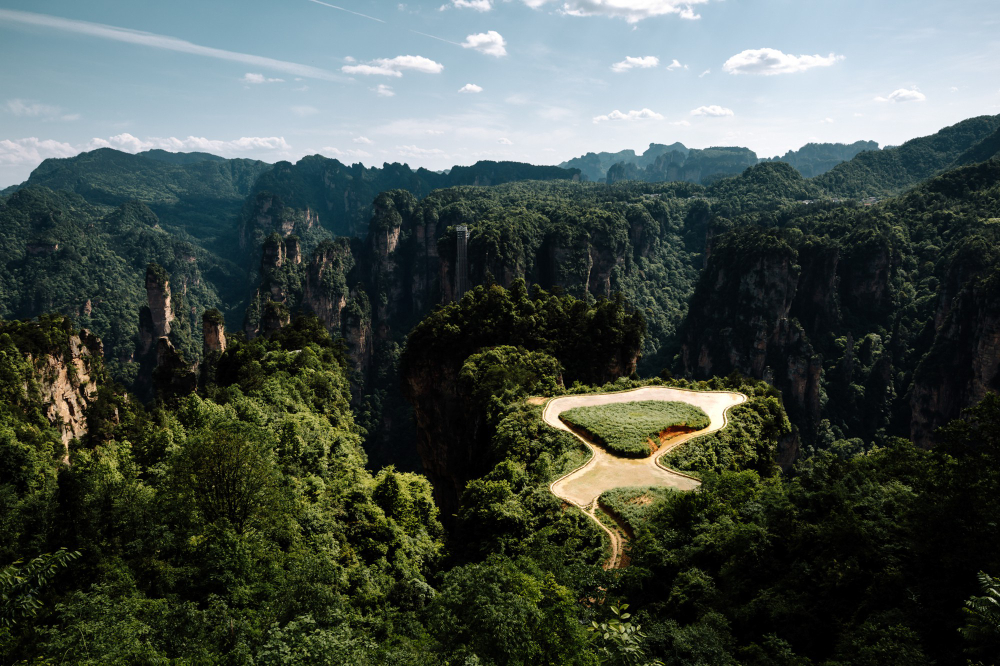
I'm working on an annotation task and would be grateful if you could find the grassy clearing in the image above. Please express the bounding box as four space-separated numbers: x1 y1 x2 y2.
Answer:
560 400 710 457
599 486 678 533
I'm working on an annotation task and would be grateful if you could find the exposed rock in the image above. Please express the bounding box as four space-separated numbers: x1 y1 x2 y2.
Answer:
911 270 1000 447
34 331 102 458
202 309 226 356
145 263 174 339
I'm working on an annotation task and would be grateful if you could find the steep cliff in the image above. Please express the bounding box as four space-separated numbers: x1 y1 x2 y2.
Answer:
0 317 104 460
680 230 822 428
911 269 1000 446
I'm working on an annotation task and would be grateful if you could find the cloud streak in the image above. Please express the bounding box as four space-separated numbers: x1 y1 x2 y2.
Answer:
723 48 844 75
875 88 926 102
305 0 385 23
593 108 663 123
524 0 708 22
691 105 734 116
343 55 445 77
611 56 658 73
0 9 345 81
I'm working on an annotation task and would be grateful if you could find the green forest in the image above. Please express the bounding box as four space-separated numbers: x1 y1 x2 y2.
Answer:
2 111 1000 664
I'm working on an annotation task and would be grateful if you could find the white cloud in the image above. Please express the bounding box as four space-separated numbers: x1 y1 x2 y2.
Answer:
322 147 372 160
375 84 396 97
593 108 664 123
875 88 927 103
723 48 844 75
451 0 492 9
291 105 320 117
353 136 374 144
0 9 344 81
611 56 658 73
821 117 835 123
523 0 708 23
0 137 77 165
396 144 446 157
343 55 445 77
5 99 79 121
498 137 513 144
462 31 507 57
690 105 734 117
85 133 290 155
949 86 959 93
459 83 484 93
665 59 685 70
699 69 710 77
242 72 284 84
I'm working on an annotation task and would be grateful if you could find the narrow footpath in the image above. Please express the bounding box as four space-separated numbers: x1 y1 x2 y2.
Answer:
544 386 746 568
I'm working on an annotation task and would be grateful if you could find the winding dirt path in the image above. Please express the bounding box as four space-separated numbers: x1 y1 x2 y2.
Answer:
544 386 747 568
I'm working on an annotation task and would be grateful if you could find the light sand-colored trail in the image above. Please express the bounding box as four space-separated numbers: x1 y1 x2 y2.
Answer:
544 386 746 568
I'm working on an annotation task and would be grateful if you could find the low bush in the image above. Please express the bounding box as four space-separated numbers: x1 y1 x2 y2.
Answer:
560 400 709 458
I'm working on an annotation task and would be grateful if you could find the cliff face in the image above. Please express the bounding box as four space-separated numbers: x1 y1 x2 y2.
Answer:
34 331 102 458
145 264 174 339
681 232 824 433
911 271 1000 446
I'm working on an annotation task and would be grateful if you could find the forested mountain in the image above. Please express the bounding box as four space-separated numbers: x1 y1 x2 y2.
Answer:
764 139 880 177
562 139 881 183
3 113 1000 663
606 146 759 186
246 155 580 237
560 142 688 181
815 113 1000 197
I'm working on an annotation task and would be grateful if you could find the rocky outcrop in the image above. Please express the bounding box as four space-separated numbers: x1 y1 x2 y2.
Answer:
145 263 174 339
911 270 1000 447
202 309 226 356
35 330 102 458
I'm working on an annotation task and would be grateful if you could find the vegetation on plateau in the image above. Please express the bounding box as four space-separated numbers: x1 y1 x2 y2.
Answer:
560 400 710 457
598 486 677 534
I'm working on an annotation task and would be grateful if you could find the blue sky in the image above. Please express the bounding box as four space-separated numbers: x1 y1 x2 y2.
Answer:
1 0 999 186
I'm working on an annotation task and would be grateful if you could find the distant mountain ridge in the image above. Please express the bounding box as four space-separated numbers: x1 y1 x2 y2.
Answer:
763 140 880 178
560 139 880 183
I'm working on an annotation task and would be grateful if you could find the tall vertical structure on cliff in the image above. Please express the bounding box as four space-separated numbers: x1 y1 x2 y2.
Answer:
455 225 470 299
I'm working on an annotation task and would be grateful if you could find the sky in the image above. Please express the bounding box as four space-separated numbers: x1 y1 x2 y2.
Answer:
1 0 999 187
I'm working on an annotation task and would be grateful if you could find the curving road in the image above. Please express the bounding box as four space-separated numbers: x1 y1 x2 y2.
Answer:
543 386 747 567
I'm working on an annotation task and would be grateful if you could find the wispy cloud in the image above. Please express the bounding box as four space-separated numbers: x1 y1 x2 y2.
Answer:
343 55 445 77
449 0 493 10
5 99 79 121
375 84 396 97
396 144 446 157
593 108 664 123
305 0 385 23
243 73 284 84
875 88 926 103
611 56 658 73
86 133 291 154
322 146 373 159
0 9 345 81
665 59 686 71
498 137 513 144
354 136 374 144
291 105 320 117
723 48 844 75
524 0 707 22
691 105 734 117
462 31 507 57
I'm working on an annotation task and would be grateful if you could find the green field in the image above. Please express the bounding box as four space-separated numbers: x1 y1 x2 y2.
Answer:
599 486 678 533
559 400 710 457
